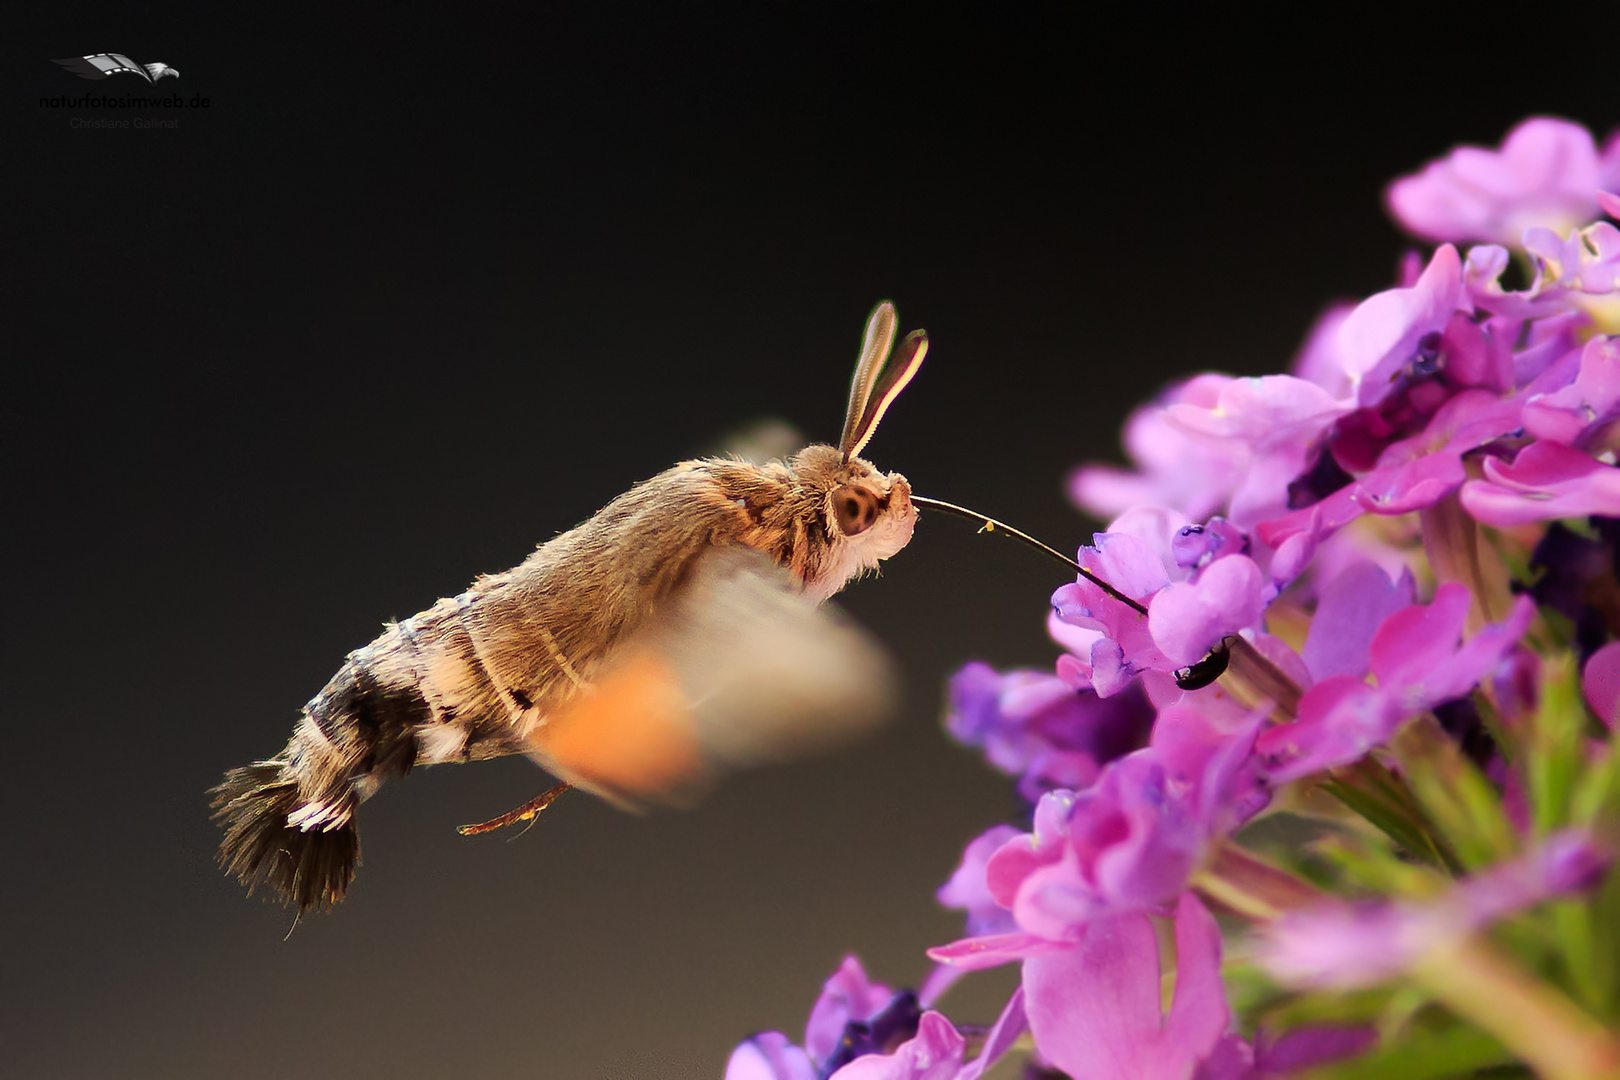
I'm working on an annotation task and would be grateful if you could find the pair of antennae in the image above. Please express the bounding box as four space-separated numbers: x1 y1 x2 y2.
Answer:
841 302 929 462
835 302 1144 616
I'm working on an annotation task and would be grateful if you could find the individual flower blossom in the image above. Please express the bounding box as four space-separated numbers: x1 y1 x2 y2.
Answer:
1052 527 1274 698
1020 895 1231 1080
943 663 1153 802
1521 335 1620 447
1335 244 1464 407
1525 222 1620 296
724 958 1028 1080
805 958 916 1071
1259 831 1611 989
1151 695 1273 831
1069 376 1247 524
1259 583 1535 783
1147 554 1269 668
1386 117 1620 246
1462 244 1572 323
931 704 1267 972
1298 560 1415 683
726 957 917 1080
1172 517 1250 570
937 825 1025 938
1051 532 1177 698
1459 440 1620 526
989 757 1202 941
1073 373 1352 532
1257 389 1524 553
1155 376 1354 528
822 993 1028 1080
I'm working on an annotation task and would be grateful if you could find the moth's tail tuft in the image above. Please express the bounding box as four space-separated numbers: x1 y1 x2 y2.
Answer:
210 759 360 914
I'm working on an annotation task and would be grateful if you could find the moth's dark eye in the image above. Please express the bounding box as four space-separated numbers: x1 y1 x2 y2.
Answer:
832 485 881 536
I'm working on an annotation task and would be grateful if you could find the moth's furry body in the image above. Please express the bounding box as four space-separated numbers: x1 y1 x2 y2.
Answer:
213 445 915 912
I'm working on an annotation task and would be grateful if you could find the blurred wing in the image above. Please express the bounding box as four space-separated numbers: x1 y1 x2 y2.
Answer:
709 416 804 464
523 547 896 809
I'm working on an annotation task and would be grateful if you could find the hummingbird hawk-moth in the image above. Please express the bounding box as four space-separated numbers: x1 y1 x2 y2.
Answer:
212 302 928 914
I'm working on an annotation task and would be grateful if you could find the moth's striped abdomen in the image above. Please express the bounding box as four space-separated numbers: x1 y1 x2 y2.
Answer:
211 598 532 913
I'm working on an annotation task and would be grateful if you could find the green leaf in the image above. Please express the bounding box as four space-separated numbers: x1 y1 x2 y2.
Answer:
1585 862 1620 1022
1569 732 1620 828
1550 899 1606 1019
1308 832 1441 899
1392 716 1518 870
1320 766 1459 875
1471 687 1519 767
1525 653 1586 835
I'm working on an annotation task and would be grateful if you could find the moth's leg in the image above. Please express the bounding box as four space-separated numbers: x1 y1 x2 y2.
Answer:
456 780 573 836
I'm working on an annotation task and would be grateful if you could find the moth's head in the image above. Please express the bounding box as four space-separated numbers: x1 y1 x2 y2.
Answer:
779 301 928 601
787 445 916 600
800 446 916 546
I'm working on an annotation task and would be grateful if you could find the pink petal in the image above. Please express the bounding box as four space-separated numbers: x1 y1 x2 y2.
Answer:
806 957 894 1061
1302 562 1414 681
726 1033 818 1080
1148 556 1266 667
1163 374 1352 451
1160 894 1232 1073
1258 675 1395 783
1460 441 1620 525
1387 118 1601 244
1023 912 1164 1080
1583 641 1620 728
1522 336 1620 446
1024 898 1229 1080
826 1012 965 1080
1369 583 1471 688
1337 244 1463 404
958 988 1028 1080
926 931 1070 972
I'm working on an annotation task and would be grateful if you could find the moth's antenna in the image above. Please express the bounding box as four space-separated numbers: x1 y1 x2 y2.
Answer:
911 495 1149 615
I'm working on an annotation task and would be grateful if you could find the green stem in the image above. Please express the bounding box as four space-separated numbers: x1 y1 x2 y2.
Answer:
1412 935 1620 1080
1218 635 1303 721
1420 492 1514 632
1192 842 1323 921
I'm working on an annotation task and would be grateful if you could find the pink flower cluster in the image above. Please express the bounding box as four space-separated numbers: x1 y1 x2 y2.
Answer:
727 117 1620 1080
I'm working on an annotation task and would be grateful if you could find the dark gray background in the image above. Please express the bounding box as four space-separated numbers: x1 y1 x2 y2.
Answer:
8 6 1616 1078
